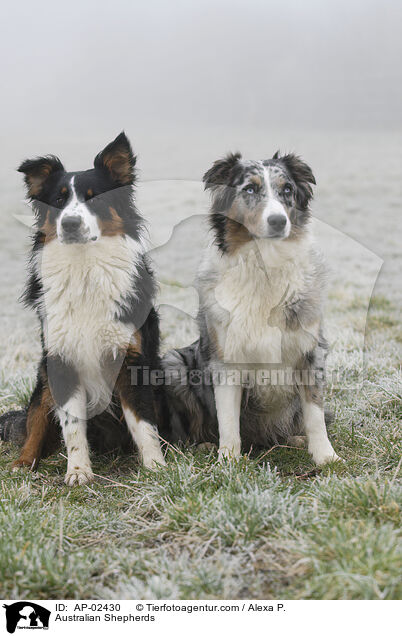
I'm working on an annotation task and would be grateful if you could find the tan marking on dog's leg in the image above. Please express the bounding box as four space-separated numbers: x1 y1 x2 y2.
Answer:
12 387 54 471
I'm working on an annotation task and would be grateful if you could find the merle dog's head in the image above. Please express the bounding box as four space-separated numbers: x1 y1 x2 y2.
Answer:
203 151 316 253
18 132 142 245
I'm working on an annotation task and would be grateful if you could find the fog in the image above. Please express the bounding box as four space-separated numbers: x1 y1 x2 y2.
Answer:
0 0 401 179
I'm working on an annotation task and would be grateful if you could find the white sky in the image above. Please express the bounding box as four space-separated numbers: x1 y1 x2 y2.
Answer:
1 0 401 139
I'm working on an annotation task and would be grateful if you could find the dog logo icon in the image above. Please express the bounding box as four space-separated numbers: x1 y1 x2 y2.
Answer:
2 602 50 633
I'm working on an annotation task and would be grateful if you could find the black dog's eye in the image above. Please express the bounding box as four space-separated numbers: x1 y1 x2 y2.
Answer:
85 189 95 201
55 189 68 207
243 184 257 195
283 184 292 195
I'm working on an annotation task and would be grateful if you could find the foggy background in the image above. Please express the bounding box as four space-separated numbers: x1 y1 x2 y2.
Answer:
1 0 401 180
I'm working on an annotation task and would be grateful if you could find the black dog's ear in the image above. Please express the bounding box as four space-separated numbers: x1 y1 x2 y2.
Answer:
17 156 65 199
94 132 136 185
203 152 242 189
277 153 316 210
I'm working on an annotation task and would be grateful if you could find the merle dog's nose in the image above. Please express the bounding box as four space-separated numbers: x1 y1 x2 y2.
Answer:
268 214 287 232
61 215 82 233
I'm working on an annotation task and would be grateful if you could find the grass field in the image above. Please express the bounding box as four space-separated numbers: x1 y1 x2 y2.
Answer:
0 342 401 600
0 131 401 600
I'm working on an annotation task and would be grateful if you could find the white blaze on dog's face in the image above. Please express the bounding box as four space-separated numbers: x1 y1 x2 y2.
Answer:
17 132 139 247
56 177 101 244
259 166 291 239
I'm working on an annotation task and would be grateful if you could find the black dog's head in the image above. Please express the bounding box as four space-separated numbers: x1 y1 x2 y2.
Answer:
18 132 142 244
203 151 316 253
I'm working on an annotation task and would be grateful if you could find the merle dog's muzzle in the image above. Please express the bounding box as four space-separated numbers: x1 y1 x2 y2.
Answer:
267 213 288 238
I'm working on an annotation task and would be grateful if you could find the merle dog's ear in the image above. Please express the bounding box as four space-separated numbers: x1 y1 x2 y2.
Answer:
276 153 316 210
203 152 241 189
94 132 136 185
17 156 65 199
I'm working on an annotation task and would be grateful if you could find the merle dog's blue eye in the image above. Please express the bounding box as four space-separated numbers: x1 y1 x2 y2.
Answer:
284 184 292 194
244 185 256 195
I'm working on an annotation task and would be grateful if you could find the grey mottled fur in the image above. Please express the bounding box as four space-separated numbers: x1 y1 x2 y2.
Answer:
163 152 332 452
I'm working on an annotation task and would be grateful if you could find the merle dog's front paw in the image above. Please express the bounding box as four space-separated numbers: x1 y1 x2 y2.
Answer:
142 452 166 470
313 450 343 466
218 445 241 462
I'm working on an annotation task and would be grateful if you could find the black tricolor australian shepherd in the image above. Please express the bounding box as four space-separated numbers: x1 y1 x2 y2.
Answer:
1 133 169 485
163 152 341 465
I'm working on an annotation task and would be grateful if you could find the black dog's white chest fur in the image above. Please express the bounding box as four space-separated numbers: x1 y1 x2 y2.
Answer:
38 235 143 415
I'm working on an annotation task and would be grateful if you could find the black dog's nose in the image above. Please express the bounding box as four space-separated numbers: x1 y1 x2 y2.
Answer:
268 214 287 231
61 215 82 233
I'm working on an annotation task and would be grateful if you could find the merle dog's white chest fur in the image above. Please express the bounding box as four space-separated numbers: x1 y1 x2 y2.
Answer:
199 236 318 367
38 235 142 413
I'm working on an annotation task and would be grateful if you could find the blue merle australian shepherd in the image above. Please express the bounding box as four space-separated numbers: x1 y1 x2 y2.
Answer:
0 133 170 484
163 151 341 466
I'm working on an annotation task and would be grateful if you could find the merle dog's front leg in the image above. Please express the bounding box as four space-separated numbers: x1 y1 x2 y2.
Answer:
214 380 242 461
299 338 341 466
300 382 340 466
